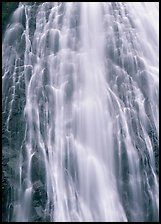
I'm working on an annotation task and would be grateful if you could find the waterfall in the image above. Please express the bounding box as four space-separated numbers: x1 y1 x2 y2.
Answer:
2 2 159 222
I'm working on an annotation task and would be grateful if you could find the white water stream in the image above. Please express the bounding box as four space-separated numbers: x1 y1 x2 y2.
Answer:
2 2 159 222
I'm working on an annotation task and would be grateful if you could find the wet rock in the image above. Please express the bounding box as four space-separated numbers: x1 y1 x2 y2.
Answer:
31 153 46 184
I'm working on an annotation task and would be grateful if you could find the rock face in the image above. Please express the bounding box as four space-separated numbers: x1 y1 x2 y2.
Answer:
2 2 159 222
2 2 19 35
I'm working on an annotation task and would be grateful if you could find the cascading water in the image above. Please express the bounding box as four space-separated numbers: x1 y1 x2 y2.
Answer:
2 2 159 222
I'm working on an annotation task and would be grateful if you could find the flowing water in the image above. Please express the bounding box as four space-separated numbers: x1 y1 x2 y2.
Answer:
2 2 159 222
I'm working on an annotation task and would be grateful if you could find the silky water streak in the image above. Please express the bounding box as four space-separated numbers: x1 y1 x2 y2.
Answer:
2 2 159 222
